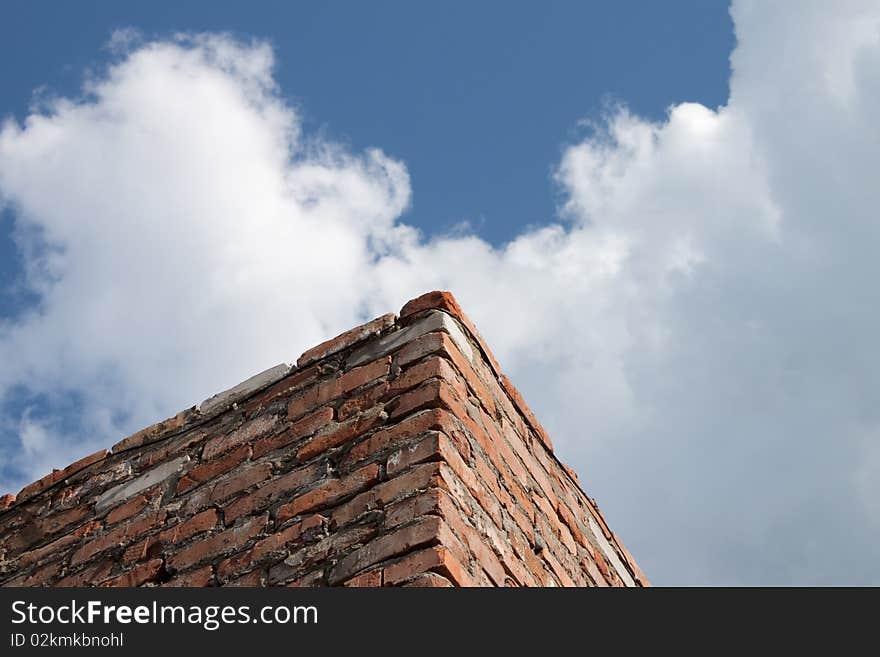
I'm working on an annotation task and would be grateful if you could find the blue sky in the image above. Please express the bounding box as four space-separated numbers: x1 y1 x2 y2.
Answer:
2 1 880 586
1 1 732 301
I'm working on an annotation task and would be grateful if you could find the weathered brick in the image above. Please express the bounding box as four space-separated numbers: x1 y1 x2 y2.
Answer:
217 514 324 580
338 382 389 421
241 364 321 417
3 559 64 587
343 569 383 587
382 546 474 587
298 313 397 368
225 569 263 587
400 572 455 587
134 428 206 471
252 407 333 459
383 488 445 528
105 494 150 526
398 291 502 378
163 564 215 587
183 462 273 516
203 415 278 460
70 510 167 566
222 463 323 523
328 516 448 584
285 570 325 587
287 357 391 421
3 504 93 554
55 559 115 587
124 511 217 564
331 462 444 529
167 514 267 572
386 378 463 421
176 445 252 495
500 374 553 451
272 524 377 584
17 449 109 503
277 464 380 522
112 410 192 453
341 407 467 470
296 407 386 462
1 290 644 589
14 520 101 569
386 355 462 399
100 558 164 587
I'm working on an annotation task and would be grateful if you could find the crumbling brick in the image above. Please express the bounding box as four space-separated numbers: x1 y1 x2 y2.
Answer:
0 291 646 588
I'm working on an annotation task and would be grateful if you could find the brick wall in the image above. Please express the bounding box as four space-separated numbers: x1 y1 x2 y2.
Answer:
0 291 647 587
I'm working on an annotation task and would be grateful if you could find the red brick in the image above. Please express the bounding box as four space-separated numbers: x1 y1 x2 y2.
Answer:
287 357 391 421
134 429 206 471
163 509 219 544
195 462 273 508
387 356 463 398
112 410 192 453
383 488 445 528
400 572 455 587
399 291 502 378
242 364 322 417
17 449 109 503
583 556 610 587
296 408 385 462
297 313 397 368
541 547 577 587
70 510 167 566
383 545 474 587
125 511 216 565
437 336 497 414
222 463 323 523
225 570 263 587
338 382 389 421
167 514 267 572
455 520 507 586
331 462 444 529
343 569 383 587
217 514 324 580
387 378 466 421
4 559 63 586
100 559 164 587
274 524 378 583
164 564 215 587
395 331 448 368
176 445 252 495
203 415 278 460
252 407 333 459
15 520 101 569
55 559 115 587
105 494 150 525
500 374 553 451
497 409 557 506
4 504 93 554
386 431 445 476
399 291 464 323
328 515 447 584
341 407 467 470
286 570 325 587
277 464 380 522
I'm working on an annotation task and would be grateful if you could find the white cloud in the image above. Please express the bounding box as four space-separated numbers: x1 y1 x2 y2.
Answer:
2 2 880 584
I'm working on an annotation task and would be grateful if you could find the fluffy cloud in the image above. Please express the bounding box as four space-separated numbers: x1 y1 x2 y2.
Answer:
2 2 880 584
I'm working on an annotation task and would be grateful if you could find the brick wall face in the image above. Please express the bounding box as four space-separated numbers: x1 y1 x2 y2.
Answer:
0 291 647 587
